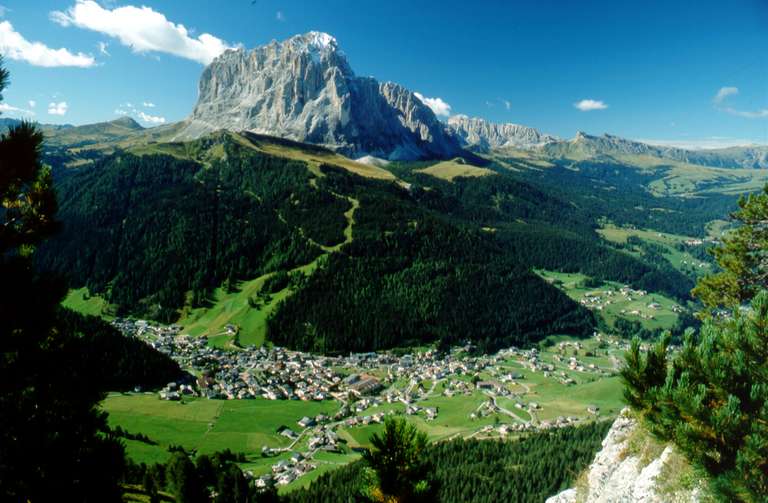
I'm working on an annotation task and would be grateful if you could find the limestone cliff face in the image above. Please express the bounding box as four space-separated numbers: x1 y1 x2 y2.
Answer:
547 409 703 503
178 32 462 161
446 115 558 151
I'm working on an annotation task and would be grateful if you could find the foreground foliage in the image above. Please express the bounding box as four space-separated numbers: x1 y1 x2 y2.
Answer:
623 294 768 501
362 418 434 501
694 185 768 309
286 421 610 503
624 186 768 501
0 59 125 501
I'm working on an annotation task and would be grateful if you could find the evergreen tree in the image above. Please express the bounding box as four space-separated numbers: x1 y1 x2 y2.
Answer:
167 451 207 503
693 185 768 309
362 417 434 502
624 197 768 503
0 57 125 501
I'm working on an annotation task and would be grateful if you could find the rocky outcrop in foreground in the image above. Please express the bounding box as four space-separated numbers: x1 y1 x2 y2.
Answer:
547 408 703 503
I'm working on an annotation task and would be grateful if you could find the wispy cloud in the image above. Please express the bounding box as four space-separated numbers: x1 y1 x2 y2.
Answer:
97 40 109 56
414 92 452 117
0 102 35 116
574 99 608 112
712 86 768 119
639 137 768 150
116 102 165 124
28 100 36 108
713 86 738 104
136 110 165 124
51 0 235 65
0 20 95 67
47 101 68 116
276 11 285 21
501 99 511 111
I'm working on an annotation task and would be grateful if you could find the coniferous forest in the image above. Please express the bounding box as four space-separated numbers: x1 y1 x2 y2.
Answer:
285 421 611 503
36 135 703 353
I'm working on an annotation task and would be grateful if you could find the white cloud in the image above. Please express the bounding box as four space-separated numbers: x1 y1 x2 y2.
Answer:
97 40 109 55
136 110 165 124
712 86 768 119
0 20 95 67
28 100 36 108
713 86 738 104
276 11 285 21
414 92 451 117
47 101 68 115
721 107 768 119
0 102 34 116
501 99 511 111
574 99 608 111
51 0 235 65
115 102 165 124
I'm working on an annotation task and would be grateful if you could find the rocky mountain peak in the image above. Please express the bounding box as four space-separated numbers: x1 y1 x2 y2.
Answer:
447 115 558 151
177 32 461 160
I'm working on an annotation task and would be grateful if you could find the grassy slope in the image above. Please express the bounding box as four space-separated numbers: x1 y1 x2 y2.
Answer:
178 258 324 347
415 159 496 181
597 224 714 277
613 154 768 196
61 287 111 318
537 270 681 331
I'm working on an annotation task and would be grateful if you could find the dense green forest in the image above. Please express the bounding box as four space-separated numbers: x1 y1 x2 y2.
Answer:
38 138 336 321
512 160 738 237
285 421 611 503
37 134 705 352
56 309 188 391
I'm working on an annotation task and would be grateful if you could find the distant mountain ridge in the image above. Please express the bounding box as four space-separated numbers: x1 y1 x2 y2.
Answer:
447 115 558 151
177 31 462 161
541 131 768 169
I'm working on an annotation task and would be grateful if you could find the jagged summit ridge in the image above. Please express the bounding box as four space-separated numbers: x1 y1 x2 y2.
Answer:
178 31 461 160
447 115 559 150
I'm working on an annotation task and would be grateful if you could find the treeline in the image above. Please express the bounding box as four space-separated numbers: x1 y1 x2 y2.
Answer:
513 160 738 237
38 137 348 320
269 169 596 352
56 309 187 390
373 163 695 301
124 449 278 503
495 225 694 301
285 421 611 503
39 140 704 353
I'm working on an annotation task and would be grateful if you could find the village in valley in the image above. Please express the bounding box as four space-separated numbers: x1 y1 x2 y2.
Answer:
108 318 631 489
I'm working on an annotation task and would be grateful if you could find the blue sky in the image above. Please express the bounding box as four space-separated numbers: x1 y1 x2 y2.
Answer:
0 0 766 147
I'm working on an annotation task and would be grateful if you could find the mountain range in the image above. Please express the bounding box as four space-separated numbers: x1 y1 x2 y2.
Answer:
5 30 764 170
169 31 767 168
175 31 462 161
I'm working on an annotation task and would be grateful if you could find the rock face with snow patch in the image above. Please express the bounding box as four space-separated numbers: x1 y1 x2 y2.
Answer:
179 32 462 161
447 115 558 151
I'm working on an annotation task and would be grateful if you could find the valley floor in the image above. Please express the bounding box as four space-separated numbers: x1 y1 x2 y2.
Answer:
102 332 626 493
